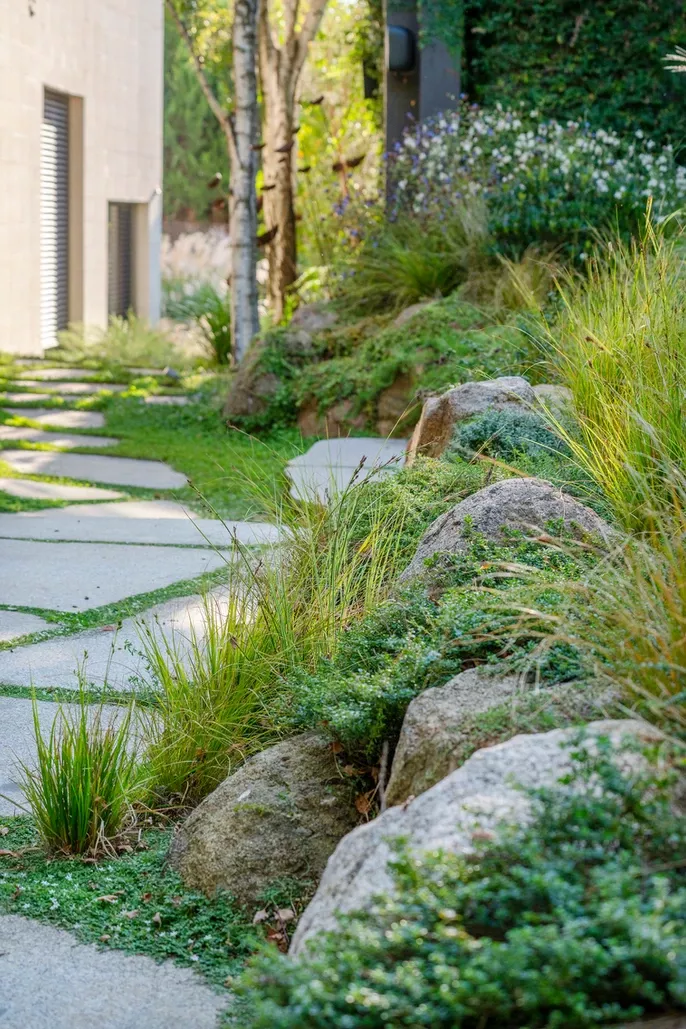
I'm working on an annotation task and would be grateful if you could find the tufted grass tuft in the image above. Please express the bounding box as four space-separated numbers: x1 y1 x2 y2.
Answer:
13 691 142 856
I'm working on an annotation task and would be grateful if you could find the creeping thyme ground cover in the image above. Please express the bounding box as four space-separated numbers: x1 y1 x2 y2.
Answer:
389 103 686 254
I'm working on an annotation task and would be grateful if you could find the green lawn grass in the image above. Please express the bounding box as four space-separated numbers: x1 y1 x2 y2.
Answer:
101 395 304 520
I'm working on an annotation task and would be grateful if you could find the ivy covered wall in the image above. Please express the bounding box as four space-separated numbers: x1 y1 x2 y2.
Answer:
461 0 686 146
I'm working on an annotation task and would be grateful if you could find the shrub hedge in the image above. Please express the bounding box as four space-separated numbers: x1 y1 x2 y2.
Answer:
462 0 686 148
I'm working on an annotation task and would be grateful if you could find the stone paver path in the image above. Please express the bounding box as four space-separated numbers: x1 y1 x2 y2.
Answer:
0 369 401 1026
144 394 189 406
0 539 229 612
0 917 227 1028
2 451 187 488
0 590 228 694
17 367 99 380
0 479 122 501
0 610 50 643
2 407 106 429
0 392 54 403
0 500 277 546
286 437 407 501
17 380 128 395
0 426 119 447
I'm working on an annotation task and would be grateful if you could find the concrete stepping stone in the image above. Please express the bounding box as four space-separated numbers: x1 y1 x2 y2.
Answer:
0 610 50 643
0 392 54 403
17 380 128 395
0 695 134 815
288 438 408 469
286 437 407 502
0 916 227 1028
2 408 106 429
0 499 279 547
0 539 228 612
0 479 123 501
1 451 186 489
0 591 231 694
0 426 119 447
144 394 189 406
18 366 99 381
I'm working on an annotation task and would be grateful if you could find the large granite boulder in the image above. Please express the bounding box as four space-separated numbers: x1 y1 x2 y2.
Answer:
169 734 358 909
385 669 522 806
290 719 663 955
407 376 535 461
400 477 615 581
385 670 619 806
533 383 574 421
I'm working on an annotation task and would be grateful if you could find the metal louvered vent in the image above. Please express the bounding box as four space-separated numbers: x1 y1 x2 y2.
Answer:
40 90 69 348
108 203 134 317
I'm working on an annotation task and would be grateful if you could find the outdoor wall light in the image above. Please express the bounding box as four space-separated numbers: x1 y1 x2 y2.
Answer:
387 25 416 73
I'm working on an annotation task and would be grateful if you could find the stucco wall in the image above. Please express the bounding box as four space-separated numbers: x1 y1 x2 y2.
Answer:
0 0 163 354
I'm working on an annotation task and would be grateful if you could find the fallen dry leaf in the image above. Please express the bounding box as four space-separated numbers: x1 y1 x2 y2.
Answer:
331 741 344 754
100 934 111 942
141 892 152 902
95 893 123 904
152 912 162 927
120 909 139 919
252 908 269 925
0 826 9 836
276 908 295 923
355 793 372 815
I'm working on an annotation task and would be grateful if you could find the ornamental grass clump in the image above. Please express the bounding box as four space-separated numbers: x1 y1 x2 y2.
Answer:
14 693 141 856
542 219 686 530
389 102 686 255
141 459 474 801
236 741 686 1027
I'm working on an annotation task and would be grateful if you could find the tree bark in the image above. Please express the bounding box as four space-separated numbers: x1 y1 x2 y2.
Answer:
231 0 261 360
166 0 260 362
258 0 329 321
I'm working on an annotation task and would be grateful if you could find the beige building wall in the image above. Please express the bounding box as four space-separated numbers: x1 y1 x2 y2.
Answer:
0 0 163 355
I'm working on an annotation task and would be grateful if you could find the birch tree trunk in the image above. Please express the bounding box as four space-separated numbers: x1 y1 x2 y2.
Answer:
231 0 261 361
258 0 329 321
166 0 260 362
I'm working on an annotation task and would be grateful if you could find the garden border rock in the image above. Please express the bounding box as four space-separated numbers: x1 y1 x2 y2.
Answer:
400 476 615 581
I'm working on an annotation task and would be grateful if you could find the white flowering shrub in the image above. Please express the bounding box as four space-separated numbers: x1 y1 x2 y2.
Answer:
389 103 686 254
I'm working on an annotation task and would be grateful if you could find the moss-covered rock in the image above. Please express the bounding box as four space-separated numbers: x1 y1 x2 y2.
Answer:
168 734 358 909
223 295 529 436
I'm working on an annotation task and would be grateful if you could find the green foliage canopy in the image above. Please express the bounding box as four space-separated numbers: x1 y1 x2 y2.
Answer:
462 0 686 146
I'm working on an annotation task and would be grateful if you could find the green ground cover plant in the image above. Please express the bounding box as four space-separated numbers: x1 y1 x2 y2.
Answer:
284 529 598 763
235 295 535 435
237 740 686 1027
448 408 570 464
0 818 257 987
